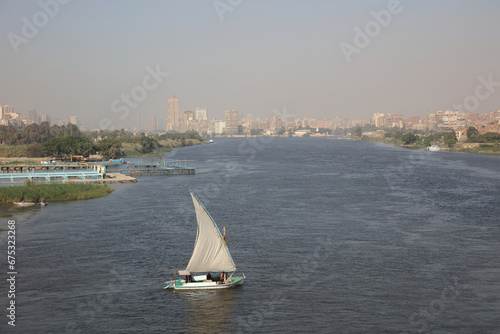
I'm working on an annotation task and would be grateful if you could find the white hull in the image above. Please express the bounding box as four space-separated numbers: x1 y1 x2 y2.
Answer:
174 279 244 290
14 202 36 206
428 145 440 151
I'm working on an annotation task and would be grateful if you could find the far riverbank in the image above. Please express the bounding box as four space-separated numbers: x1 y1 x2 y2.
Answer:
358 135 500 156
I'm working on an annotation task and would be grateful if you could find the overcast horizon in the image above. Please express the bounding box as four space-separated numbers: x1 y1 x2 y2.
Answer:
1 0 500 130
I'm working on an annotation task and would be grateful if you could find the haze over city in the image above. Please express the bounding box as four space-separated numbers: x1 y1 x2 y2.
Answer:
1 0 500 130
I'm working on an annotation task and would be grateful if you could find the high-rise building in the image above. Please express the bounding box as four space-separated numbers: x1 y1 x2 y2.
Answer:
150 115 157 132
39 113 50 125
27 108 37 124
69 115 79 126
436 111 465 130
3 105 14 115
167 95 179 131
225 109 239 135
489 110 500 123
425 111 465 131
272 114 282 129
426 113 436 131
331 117 343 130
195 108 207 120
372 113 385 128
385 114 403 128
181 110 194 132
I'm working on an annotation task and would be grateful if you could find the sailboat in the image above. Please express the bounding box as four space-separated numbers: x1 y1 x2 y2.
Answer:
164 190 245 290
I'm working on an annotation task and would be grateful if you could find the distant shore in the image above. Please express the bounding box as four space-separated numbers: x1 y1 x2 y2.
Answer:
358 136 500 156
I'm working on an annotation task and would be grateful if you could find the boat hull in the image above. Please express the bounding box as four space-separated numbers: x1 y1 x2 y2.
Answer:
168 275 245 290
428 145 440 151
14 202 36 206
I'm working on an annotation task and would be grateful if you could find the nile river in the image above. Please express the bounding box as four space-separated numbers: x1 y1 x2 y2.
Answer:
1 138 499 333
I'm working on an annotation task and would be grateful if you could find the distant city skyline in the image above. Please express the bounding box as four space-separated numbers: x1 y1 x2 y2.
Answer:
1 101 499 134
1 1 500 129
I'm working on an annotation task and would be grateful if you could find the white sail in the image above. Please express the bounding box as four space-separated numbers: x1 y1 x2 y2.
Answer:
185 191 236 273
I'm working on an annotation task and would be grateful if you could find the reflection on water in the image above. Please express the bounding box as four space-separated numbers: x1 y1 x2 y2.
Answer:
179 288 238 334
0 202 42 221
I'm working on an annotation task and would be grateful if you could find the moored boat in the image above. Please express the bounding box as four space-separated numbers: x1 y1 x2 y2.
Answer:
428 145 440 151
13 201 36 206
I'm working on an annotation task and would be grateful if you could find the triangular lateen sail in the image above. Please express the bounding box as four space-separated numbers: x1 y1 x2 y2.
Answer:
185 191 236 272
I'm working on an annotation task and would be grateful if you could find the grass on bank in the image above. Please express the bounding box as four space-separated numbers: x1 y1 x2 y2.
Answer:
121 138 204 157
0 145 30 157
0 183 115 203
456 143 500 155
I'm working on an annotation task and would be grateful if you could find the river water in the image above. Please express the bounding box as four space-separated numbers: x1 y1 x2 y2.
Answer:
1 137 499 333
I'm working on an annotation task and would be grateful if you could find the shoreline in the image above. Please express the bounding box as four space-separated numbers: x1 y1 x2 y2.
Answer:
0 183 115 204
358 136 500 156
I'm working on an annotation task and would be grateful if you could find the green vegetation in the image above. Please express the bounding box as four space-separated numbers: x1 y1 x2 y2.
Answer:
353 127 362 138
0 183 114 203
360 129 458 149
401 133 417 145
94 138 123 158
119 132 204 157
467 126 479 140
0 122 80 145
250 129 264 136
459 143 500 155
466 132 500 143
0 145 31 157
0 123 205 158
357 126 500 155
41 136 95 156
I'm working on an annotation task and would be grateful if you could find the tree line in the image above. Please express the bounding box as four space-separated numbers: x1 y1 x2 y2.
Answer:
0 123 205 158
0 122 80 145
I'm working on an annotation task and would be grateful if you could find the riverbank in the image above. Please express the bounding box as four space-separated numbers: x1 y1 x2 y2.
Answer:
0 135 207 159
359 136 500 156
0 183 114 203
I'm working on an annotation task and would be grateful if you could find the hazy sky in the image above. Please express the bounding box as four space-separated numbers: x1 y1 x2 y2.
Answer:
1 0 500 129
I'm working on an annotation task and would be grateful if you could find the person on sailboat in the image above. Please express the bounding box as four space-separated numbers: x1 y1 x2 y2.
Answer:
206 272 212 281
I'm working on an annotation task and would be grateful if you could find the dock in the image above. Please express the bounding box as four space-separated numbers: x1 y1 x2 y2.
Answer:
106 160 195 176
0 159 193 186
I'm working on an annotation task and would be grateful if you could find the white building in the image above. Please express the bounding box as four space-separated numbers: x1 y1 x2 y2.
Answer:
195 108 208 120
